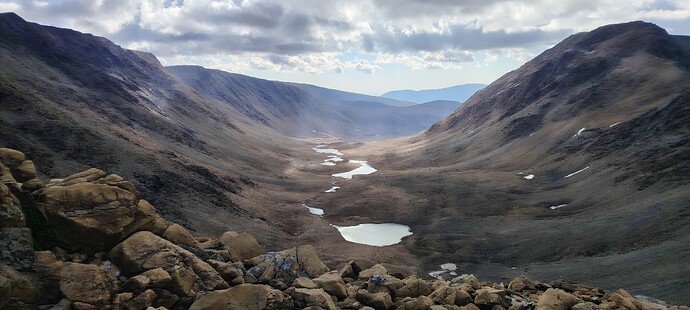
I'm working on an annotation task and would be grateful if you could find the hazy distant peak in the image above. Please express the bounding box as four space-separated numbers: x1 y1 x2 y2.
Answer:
381 84 486 104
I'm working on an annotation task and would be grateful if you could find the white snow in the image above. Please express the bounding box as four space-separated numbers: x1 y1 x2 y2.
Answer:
321 162 336 166
302 204 324 216
325 186 341 193
428 263 458 280
332 160 377 179
332 223 412 246
564 166 590 178
549 204 568 210
610 122 621 128
523 174 535 180
575 127 586 136
325 156 344 162
313 146 343 156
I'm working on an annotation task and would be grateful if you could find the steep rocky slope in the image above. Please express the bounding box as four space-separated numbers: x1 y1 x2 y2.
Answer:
321 21 690 303
2 147 687 309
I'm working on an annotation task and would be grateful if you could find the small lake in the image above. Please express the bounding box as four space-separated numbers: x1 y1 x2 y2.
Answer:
331 223 412 246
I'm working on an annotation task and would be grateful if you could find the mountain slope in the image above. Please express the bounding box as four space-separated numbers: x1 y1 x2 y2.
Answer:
336 21 690 303
381 83 486 104
292 83 416 106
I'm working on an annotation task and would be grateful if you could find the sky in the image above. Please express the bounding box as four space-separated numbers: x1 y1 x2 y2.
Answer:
2 0 689 95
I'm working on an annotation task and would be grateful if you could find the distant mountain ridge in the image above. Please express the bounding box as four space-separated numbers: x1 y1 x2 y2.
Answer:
381 83 486 104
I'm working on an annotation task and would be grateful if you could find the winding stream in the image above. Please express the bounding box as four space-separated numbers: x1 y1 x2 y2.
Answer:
306 144 413 247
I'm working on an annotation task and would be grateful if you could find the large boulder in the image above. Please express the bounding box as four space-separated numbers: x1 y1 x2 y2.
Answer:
59 262 117 307
537 288 580 310
291 288 337 310
313 272 348 300
190 284 293 310
35 169 157 252
0 264 36 309
15 160 36 183
246 245 329 286
163 223 202 252
217 231 265 262
109 231 228 297
0 148 25 170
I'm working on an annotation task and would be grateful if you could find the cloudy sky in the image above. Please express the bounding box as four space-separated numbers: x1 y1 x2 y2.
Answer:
2 0 689 95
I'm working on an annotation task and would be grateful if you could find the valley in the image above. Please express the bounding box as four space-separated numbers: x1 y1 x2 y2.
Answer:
1 11 689 308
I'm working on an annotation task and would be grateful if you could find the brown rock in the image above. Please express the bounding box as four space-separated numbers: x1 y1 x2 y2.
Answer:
0 148 25 169
451 274 481 290
141 268 172 288
0 264 35 308
314 272 348 300
218 231 265 262
0 183 23 228
461 304 481 310
123 289 157 310
339 260 361 280
15 160 36 183
609 289 647 310
474 288 509 308
397 276 434 299
59 262 117 306
21 178 44 192
122 275 151 293
162 224 202 251
507 275 538 292
356 288 393 310
359 264 388 280
537 288 579 310
190 284 293 310
293 277 318 289
36 171 157 251
109 231 227 296
292 288 338 310
400 295 434 310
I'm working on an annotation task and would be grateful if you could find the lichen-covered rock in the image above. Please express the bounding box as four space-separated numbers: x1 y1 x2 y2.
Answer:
36 170 157 252
217 231 265 262
59 262 117 307
109 231 228 297
537 288 579 310
190 284 293 310
359 263 388 280
246 245 329 286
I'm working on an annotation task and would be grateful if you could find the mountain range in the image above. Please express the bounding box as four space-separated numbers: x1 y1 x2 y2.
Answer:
381 84 486 104
1 11 689 305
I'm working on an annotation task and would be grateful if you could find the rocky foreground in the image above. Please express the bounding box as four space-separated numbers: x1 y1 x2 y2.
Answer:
0 148 687 310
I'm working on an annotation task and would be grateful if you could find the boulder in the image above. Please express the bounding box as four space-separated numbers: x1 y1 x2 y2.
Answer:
21 178 44 192
292 288 338 310
207 259 244 282
122 289 156 310
109 231 228 297
36 170 157 251
359 263 388 280
246 245 328 285
141 268 172 288
217 231 265 262
397 276 434 299
313 272 348 300
15 160 36 183
0 148 25 169
190 284 293 310
474 288 509 308
609 289 647 310
162 224 202 252
356 289 393 310
537 288 579 310
0 183 24 228
451 274 481 290
400 295 434 310
293 277 318 289
430 285 472 306
0 227 34 270
507 275 538 292
59 262 117 307
339 260 361 280
0 264 35 308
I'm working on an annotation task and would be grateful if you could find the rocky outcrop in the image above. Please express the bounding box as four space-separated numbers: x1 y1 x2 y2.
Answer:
35 169 158 252
0 147 688 309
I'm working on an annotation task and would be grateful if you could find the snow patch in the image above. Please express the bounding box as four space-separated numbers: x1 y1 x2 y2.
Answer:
313 146 343 156
321 162 336 166
325 186 340 193
609 122 621 128
523 174 534 180
302 204 324 216
564 166 590 178
428 263 458 280
549 204 568 210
